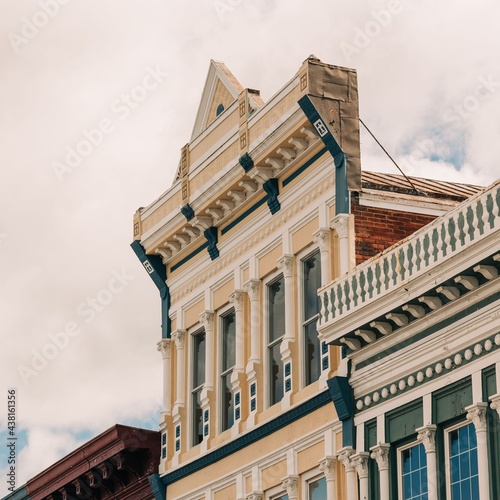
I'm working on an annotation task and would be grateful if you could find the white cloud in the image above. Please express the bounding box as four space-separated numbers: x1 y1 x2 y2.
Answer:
0 0 499 495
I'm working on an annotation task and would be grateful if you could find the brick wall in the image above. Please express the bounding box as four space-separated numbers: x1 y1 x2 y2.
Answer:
351 193 437 265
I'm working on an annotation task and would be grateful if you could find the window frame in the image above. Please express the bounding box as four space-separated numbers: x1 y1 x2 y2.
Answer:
302 468 327 500
219 305 236 433
190 326 206 447
397 439 428 500
299 247 322 387
265 271 286 407
444 420 479 500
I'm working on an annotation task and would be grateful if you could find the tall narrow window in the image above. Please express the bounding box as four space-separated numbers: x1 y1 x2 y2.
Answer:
221 310 235 432
308 477 327 499
268 275 285 406
191 330 205 446
399 442 428 500
303 250 322 385
447 423 479 499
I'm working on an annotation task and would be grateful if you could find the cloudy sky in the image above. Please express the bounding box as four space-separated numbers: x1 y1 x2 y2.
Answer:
0 0 499 494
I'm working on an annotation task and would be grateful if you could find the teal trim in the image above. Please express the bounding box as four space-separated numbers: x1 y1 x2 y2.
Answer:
327 376 354 420
1 486 30 500
365 419 377 449
483 365 497 400
149 474 166 500
163 390 331 486
297 95 349 214
221 196 267 236
131 241 171 339
386 399 423 443
204 227 219 260
282 147 328 187
170 242 208 272
433 377 472 425
365 420 379 500
263 178 280 214
357 291 500 369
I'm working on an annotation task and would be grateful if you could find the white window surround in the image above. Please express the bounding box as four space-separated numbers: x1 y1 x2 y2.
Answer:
397 440 428 500
263 268 286 409
297 245 322 389
301 468 327 500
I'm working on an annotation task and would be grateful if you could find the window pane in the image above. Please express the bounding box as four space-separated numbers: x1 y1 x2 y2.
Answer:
269 342 283 405
269 277 285 342
221 373 233 431
449 423 479 500
308 477 326 499
401 443 427 500
304 251 321 320
222 311 235 371
193 331 205 388
192 389 203 445
305 320 321 385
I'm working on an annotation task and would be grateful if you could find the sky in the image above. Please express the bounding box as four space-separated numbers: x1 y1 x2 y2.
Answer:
0 0 499 495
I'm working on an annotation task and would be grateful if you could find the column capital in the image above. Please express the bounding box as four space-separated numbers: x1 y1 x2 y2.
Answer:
466 402 489 432
277 254 294 278
172 329 186 349
352 452 370 479
157 339 171 359
337 446 356 473
490 393 500 418
245 494 263 500
230 290 245 311
243 279 260 300
370 443 391 471
319 456 336 480
331 213 349 238
199 310 214 330
313 228 330 251
417 425 437 453
281 475 298 498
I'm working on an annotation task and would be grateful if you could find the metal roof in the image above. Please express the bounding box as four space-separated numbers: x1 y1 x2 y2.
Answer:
361 171 483 200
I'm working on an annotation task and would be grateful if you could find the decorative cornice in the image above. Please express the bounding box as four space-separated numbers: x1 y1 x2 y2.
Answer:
319 457 336 480
170 177 334 303
277 254 294 278
466 403 489 432
370 443 390 471
417 425 437 453
355 333 500 413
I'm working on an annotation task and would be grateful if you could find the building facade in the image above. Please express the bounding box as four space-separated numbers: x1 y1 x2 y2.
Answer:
131 56 496 499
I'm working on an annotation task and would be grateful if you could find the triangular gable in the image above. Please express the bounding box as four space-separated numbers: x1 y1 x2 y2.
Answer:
191 60 245 140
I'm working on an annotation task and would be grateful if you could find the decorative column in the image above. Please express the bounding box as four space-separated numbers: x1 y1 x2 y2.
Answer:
337 447 356 500
200 311 214 447
490 393 500 418
282 476 298 500
313 228 331 285
331 214 350 276
370 444 390 499
230 290 245 372
352 452 370 500
466 403 490 500
172 330 186 409
417 426 437 500
244 279 260 426
278 255 294 407
319 457 336 500
157 339 171 415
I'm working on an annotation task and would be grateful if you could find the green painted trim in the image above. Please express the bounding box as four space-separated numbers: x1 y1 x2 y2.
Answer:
482 364 497 400
162 390 331 486
170 242 208 272
355 335 498 413
386 398 423 443
357 291 500 370
282 147 328 187
433 377 472 425
221 196 267 236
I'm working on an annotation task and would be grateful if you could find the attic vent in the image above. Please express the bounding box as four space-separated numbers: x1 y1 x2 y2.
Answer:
216 103 225 116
